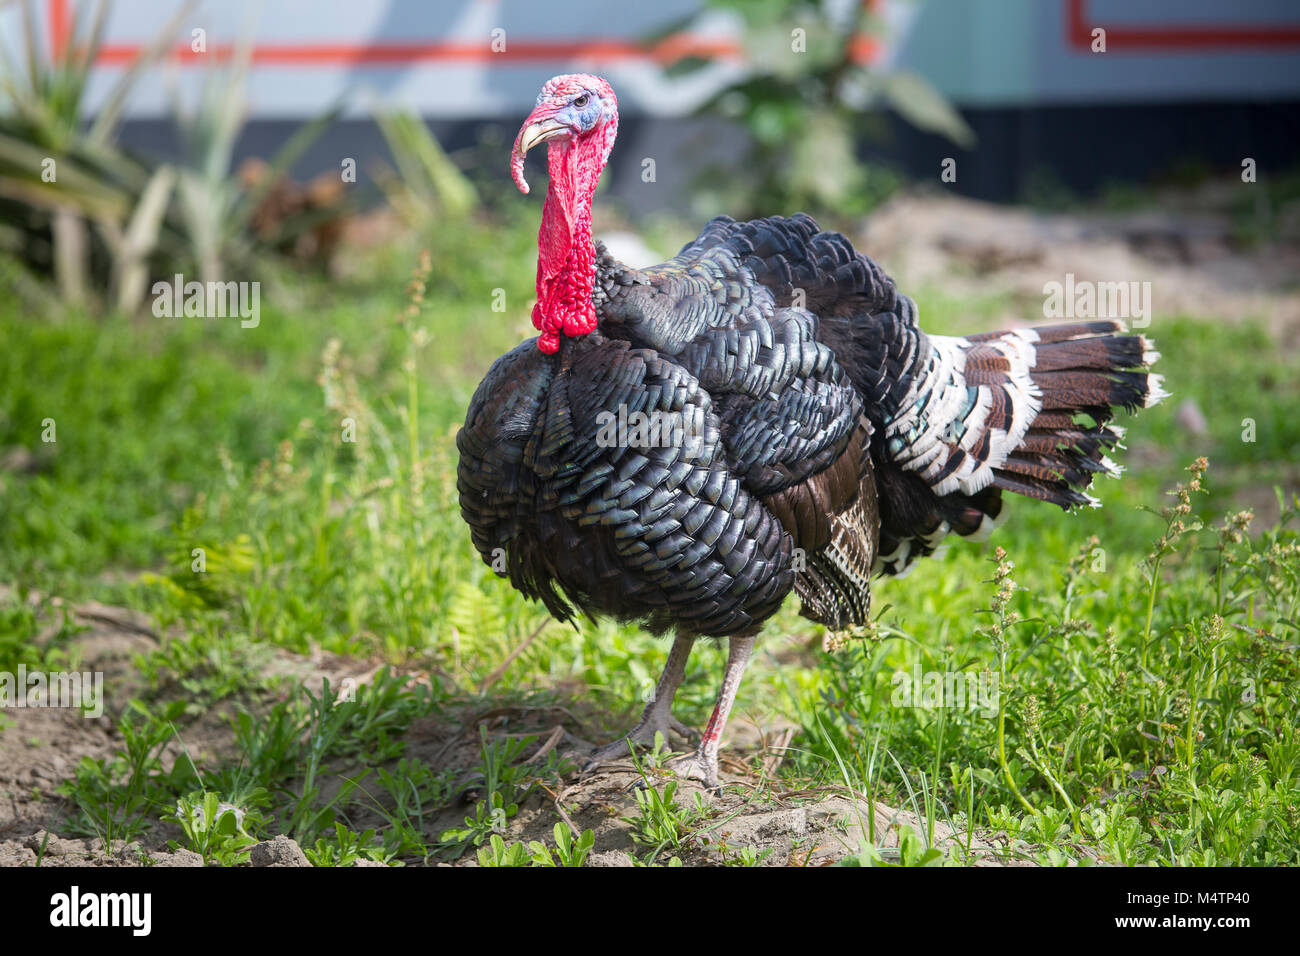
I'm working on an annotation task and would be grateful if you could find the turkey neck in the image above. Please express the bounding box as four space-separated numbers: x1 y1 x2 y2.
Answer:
532 126 613 354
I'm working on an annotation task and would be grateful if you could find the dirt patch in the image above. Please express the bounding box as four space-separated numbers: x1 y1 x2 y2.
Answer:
472 765 1040 867
1 603 1051 867
0 596 381 866
417 704 1056 866
0 830 205 867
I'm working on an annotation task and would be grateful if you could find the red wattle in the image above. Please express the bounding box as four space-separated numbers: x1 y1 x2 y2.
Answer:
526 95 617 354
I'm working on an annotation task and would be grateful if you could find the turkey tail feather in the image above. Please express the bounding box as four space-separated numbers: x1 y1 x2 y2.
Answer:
873 317 1164 574
989 323 1165 509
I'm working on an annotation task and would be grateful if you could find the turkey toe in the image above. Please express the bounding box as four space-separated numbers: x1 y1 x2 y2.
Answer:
666 751 720 789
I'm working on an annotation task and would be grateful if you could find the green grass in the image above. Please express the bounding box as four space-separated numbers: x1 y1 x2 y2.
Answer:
1 214 1297 866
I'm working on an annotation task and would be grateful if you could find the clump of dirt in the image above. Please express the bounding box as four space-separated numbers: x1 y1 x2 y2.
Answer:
248 835 312 867
0 830 205 867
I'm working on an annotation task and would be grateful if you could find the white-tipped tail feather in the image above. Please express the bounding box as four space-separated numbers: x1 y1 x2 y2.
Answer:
873 317 1163 578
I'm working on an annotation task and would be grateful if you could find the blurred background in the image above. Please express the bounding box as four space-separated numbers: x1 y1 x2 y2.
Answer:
1 0 1299 868
23 0 1300 204
5 0 1300 297
78 0 1300 206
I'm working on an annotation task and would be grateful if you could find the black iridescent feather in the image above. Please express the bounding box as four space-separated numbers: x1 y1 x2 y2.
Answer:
457 213 1164 635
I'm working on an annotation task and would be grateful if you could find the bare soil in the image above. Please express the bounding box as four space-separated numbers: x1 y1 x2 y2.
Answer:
0 600 1050 867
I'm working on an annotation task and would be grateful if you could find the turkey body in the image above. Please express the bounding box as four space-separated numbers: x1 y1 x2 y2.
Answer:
457 213 1160 640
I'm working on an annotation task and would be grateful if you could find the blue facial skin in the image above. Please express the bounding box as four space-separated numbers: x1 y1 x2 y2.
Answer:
541 92 603 134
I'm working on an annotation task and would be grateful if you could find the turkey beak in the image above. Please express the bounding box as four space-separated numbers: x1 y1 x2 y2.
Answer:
518 117 569 156
511 116 570 194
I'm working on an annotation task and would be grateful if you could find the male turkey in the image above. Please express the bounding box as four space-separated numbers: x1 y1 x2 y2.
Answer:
457 74 1165 786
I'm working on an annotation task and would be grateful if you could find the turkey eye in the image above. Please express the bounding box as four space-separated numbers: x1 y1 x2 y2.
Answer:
573 94 590 108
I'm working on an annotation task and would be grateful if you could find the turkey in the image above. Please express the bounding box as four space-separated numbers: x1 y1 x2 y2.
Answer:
457 74 1166 787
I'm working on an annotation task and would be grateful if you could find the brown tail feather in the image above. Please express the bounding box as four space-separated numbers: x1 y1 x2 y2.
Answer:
1032 368 1153 411
873 319 1164 573
992 469 1095 508
1032 335 1149 372
1018 427 1117 458
989 323 1165 510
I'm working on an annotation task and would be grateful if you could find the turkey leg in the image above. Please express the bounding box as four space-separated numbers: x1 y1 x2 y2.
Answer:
582 631 697 772
667 632 756 788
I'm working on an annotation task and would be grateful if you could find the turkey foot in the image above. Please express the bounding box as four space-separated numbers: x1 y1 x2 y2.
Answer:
655 633 756 790
581 633 696 775
582 715 695 774
665 750 719 789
